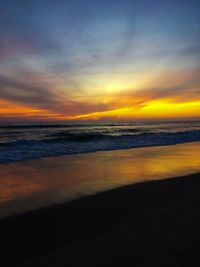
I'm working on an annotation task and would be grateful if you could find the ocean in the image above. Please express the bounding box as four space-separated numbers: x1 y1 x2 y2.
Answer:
0 120 200 163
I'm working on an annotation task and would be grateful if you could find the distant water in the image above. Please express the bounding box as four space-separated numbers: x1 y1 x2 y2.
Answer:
0 121 200 163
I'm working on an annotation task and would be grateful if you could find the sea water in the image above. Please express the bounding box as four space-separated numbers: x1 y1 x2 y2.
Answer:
0 120 200 163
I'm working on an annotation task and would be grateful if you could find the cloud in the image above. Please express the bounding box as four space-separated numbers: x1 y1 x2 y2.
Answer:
0 0 200 121
104 69 200 111
0 75 58 106
0 67 199 121
0 74 112 120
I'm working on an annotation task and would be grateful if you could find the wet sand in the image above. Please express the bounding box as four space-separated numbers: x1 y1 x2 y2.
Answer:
1 142 200 266
1 141 200 218
1 172 200 266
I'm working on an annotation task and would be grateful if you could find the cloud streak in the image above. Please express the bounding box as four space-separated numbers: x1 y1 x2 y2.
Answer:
0 0 200 121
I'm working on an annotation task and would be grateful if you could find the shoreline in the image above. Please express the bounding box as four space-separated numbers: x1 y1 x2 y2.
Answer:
1 172 200 266
1 141 200 266
0 141 200 219
1 136 200 165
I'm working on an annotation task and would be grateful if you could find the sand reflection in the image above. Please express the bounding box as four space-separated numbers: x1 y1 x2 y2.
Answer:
0 142 200 217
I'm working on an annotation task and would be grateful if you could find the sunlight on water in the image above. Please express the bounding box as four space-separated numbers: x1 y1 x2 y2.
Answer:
0 142 200 217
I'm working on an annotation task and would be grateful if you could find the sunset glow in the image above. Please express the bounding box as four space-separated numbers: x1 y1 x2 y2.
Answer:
0 0 200 122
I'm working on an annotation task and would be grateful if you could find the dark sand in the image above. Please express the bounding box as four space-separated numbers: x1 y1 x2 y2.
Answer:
1 172 200 267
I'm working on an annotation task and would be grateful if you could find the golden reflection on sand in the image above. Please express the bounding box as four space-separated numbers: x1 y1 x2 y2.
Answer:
0 142 200 217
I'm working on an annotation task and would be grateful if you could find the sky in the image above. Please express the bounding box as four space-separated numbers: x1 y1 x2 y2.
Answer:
0 0 200 122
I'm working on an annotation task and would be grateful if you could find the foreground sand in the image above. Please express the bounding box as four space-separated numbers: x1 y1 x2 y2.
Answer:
1 142 200 266
1 172 200 266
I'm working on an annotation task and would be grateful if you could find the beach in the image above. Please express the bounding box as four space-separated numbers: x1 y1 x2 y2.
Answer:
1 0 200 265
1 142 200 266
1 142 200 218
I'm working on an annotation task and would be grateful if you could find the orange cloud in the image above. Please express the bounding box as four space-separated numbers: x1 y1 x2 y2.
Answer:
0 99 62 121
0 68 200 121
63 99 200 121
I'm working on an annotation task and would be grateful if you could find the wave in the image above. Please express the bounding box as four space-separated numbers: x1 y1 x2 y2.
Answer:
0 130 200 163
45 132 108 141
